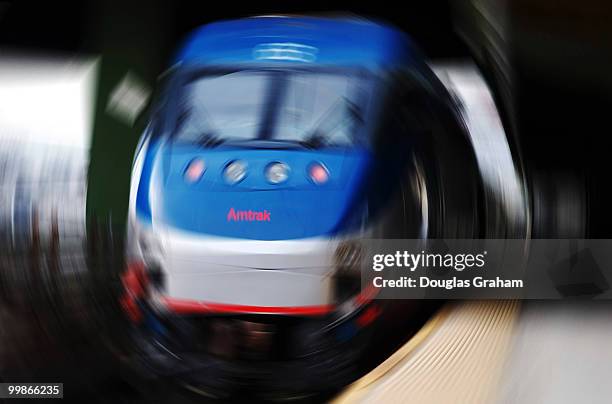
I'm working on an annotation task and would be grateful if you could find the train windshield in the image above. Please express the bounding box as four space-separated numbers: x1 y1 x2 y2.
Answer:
173 69 373 149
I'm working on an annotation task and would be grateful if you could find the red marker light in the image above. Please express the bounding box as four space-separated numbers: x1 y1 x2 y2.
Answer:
309 163 329 185
185 159 205 183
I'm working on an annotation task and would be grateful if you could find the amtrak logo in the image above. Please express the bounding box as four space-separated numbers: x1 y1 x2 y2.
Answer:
227 208 271 222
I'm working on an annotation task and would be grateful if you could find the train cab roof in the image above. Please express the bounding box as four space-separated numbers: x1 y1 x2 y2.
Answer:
174 16 414 69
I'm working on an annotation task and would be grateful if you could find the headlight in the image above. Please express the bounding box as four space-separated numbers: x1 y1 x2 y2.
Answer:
224 160 247 184
265 162 290 184
138 229 161 258
128 221 164 270
333 240 364 304
334 240 364 272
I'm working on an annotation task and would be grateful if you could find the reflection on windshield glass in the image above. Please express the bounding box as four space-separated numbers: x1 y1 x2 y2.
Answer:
174 70 372 148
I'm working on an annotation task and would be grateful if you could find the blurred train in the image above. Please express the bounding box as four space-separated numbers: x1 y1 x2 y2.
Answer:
122 15 481 395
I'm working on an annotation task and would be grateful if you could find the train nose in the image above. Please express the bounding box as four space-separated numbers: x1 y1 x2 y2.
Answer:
157 147 371 240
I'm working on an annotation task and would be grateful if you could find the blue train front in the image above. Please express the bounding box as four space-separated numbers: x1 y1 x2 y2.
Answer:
123 15 444 393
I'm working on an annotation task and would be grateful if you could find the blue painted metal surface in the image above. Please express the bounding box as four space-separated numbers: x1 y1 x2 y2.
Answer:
138 144 372 240
135 16 419 239
174 16 413 69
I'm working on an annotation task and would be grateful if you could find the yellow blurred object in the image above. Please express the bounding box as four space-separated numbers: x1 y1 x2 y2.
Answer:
334 301 520 404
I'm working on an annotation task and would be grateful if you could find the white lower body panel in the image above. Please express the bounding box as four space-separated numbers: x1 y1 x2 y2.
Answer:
160 228 338 307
